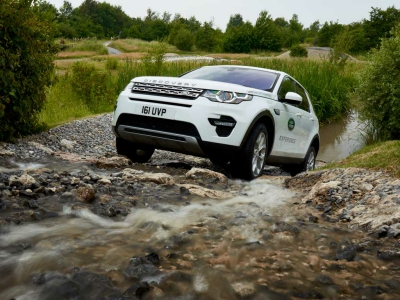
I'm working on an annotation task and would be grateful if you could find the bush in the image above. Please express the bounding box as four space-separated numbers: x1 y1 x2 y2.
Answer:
0 0 57 141
289 45 308 57
68 62 114 112
356 24 400 141
174 29 194 51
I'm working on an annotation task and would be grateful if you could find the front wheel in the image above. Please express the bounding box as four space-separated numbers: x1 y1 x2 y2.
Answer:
116 137 155 163
231 123 268 180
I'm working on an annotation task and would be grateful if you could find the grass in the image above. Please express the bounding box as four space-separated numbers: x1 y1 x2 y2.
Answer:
108 39 177 53
327 140 400 178
57 40 108 59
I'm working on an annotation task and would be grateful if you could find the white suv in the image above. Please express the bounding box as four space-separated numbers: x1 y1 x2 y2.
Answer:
111 65 320 180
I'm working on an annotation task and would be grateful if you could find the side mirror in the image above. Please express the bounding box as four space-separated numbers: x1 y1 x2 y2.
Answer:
282 92 302 105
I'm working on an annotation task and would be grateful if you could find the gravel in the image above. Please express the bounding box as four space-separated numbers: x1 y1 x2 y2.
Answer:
0 113 214 167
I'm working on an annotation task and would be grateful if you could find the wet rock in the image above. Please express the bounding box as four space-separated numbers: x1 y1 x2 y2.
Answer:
177 184 233 199
122 168 174 186
289 289 324 299
309 215 319 223
185 167 228 184
72 271 121 299
19 190 38 199
98 177 111 185
61 192 75 201
231 282 256 297
377 249 400 261
273 221 300 235
124 254 161 280
335 245 360 261
76 186 95 203
0 182 7 190
96 156 131 169
0 149 15 156
388 223 400 238
32 273 46 285
383 279 400 292
315 274 334 285
39 280 80 300
23 199 39 209
70 177 80 185
124 282 151 298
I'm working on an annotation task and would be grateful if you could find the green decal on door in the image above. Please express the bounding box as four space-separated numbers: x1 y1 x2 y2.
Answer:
288 118 295 131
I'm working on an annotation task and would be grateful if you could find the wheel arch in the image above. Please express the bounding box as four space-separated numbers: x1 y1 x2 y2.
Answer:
310 134 320 155
240 110 275 156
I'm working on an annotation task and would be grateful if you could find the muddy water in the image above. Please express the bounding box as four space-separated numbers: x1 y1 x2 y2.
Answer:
318 112 364 163
1 172 399 300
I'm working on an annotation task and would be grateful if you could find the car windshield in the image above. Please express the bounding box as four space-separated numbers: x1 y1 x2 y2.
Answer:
180 66 279 91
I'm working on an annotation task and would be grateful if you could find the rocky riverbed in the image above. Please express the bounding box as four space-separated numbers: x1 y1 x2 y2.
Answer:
0 114 400 300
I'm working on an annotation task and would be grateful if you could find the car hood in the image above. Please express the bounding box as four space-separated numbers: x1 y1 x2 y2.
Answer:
132 76 275 99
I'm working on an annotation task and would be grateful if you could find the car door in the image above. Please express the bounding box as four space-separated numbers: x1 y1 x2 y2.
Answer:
293 81 317 156
271 76 304 158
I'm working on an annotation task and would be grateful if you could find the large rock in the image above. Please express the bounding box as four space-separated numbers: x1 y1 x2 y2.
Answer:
9 174 36 187
302 180 342 203
95 156 130 169
124 254 161 280
76 186 95 203
186 168 228 184
122 168 174 186
178 184 233 199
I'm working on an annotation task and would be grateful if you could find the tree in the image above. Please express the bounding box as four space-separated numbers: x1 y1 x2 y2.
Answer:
254 11 282 51
0 0 58 141
223 21 255 53
356 24 400 140
227 14 244 29
318 21 344 47
59 0 73 20
363 6 400 49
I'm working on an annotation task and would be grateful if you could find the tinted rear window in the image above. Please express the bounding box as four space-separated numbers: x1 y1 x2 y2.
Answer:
180 66 278 91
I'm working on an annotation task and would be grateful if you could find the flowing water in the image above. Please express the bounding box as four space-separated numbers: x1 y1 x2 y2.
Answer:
1 173 398 299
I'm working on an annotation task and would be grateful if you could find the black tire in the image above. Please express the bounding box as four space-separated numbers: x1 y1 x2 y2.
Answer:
116 137 155 163
230 123 268 180
284 146 316 176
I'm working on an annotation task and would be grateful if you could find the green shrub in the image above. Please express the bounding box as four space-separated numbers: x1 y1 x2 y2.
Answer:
356 24 400 141
173 29 194 51
68 62 114 113
289 45 308 57
0 0 57 141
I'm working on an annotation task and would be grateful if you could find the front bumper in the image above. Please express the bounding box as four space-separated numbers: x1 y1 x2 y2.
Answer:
112 91 269 156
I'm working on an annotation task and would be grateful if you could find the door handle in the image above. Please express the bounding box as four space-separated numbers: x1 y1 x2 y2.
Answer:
296 113 302 118
310 118 315 122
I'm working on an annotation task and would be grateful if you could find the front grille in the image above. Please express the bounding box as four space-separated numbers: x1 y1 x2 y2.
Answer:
131 82 203 99
117 114 200 137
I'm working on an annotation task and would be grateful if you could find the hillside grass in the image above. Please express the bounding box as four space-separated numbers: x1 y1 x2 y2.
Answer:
327 140 400 178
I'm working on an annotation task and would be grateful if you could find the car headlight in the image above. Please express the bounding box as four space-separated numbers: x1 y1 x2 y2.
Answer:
203 90 253 104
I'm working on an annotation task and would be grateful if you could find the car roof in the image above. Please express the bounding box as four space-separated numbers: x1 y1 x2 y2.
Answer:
199 65 287 76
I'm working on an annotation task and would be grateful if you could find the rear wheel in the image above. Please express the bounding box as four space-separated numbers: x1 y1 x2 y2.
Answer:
284 145 316 176
116 137 155 163
231 123 268 180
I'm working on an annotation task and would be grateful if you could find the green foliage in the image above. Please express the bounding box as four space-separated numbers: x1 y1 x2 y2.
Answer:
0 0 57 141
318 21 344 47
254 11 282 51
223 22 255 53
105 58 119 70
289 45 308 57
142 42 168 76
173 28 194 51
356 25 400 140
66 40 108 54
68 62 114 112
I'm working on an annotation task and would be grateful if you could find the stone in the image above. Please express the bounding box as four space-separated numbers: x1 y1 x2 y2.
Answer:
95 156 131 169
76 186 95 203
124 282 151 298
9 174 36 187
124 255 161 280
177 184 233 199
122 168 174 186
388 223 400 238
60 139 76 150
185 168 228 184
231 282 256 297
98 177 111 185
0 149 15 156
70 177 80 185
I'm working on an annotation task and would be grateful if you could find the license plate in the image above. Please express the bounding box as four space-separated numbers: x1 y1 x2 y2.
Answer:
134 104 176 119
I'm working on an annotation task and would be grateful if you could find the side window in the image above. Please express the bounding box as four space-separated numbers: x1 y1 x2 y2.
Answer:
295 82 310 112
278 77 296 100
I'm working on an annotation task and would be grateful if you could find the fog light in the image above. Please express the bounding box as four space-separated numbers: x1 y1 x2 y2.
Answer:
213 120 235 127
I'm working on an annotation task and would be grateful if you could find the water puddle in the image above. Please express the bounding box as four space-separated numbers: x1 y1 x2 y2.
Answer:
318 112 364 163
